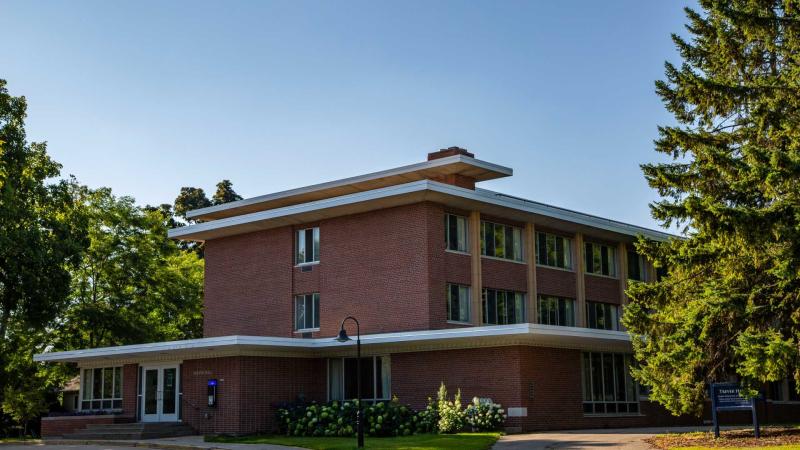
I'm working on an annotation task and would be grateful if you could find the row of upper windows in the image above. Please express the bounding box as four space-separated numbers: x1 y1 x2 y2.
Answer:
445 214 649 281
446 283 621 330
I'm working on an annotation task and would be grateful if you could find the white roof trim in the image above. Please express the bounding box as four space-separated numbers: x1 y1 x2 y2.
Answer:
186 154 513 219
34 324 630 363
169 179 676 241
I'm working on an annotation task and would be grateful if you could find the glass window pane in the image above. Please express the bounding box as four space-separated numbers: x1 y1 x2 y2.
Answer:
113 367 122 398
459 286 470 322
480 222 487 255
306 229 315 262
494 224 504 258
585 242 593 273
162 368 177 414
83 369 92 400
295 296 305 330
537 233 547 265
591 353 602 402
564 238 572 269
601 246 609 275
603 354 615 401
547 235 556 266
458 217 467 251
608 247 616 277
555 236 564 267
313 227 320 262
103 368 113 399
504 226 513 260
565 299 575 326
296 230 306 263
329 359 343 401
582 353 592 401
93 368 103 399
380 356 391 399
513 228 523 261
144 369 158 415
313 294 320 328
615 354 626 401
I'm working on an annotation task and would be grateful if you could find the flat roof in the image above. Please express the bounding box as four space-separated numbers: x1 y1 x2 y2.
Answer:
187 154 513 221
169 179 677 242
33 324 632 364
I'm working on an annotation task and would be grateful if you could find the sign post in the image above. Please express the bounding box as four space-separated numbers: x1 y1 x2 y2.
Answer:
710 383 760 439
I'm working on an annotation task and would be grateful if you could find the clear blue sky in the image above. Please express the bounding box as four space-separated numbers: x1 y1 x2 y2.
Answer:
2 1 691 231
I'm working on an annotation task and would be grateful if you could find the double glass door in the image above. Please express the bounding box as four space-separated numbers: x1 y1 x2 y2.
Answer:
141 365 179 422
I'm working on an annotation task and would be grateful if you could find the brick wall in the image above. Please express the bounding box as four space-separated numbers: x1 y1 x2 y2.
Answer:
204 227 293 337
536 266 576 299
584 275 621 305
181 356 326 435
482 258 527 293
121 363 139 417
41 415 130 437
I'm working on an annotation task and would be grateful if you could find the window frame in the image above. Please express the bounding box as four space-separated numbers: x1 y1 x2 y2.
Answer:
295 227 320 265
79 366 123 411
480 220 524 262
581 352 639 416
627 251 648 282
482 288 526 325
446 283 471 324
327 356 391 403
444 214 469 254
768 377 800 403
535 232 573 270
537 295 576 327
584 241 618 278
586 301 620 331
294 293 320 332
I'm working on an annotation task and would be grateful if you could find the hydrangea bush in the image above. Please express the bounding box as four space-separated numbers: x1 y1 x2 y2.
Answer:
276 383 506 437
464 397 506 431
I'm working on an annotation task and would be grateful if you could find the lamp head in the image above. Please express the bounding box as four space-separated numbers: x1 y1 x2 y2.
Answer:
335 327 351 343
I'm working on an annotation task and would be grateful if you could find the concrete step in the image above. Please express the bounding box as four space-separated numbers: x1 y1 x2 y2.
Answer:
64 421 194 440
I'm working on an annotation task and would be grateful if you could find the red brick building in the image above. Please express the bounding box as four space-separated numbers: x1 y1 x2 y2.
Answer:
36 149 800 436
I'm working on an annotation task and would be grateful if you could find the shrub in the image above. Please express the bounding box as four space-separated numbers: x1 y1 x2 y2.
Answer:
464 397 506 431
276 385 505 437
436 382 465 434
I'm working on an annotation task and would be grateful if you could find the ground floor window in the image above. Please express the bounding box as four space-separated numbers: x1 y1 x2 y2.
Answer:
482 289 525 325
81 366 122 410
768 376 800 402
328 356 390 402
581 352 638 415
538 295 575 327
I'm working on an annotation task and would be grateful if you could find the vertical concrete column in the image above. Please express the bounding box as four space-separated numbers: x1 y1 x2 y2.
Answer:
618 242 628 305
574 233 586 327
469 211 482 326
525 222 538 324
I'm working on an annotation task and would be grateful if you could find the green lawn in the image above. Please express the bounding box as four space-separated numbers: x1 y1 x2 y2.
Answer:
206 433 502 450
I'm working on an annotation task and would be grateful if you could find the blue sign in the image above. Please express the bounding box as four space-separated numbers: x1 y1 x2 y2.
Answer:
710 383 759 438
208 379 217 386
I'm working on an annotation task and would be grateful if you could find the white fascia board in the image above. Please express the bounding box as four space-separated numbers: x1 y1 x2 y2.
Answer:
170 179 676 241
429 182 677 241
185 155 513 219
169 180 431 239
34 324 630 363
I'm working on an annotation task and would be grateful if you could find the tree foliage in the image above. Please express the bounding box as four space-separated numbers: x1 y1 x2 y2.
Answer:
623 0 800 416
0 79 86 436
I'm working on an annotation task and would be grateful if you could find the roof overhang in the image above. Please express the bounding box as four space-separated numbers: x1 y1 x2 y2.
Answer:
186 155 513 221
33 324 632 366
168 179 676 242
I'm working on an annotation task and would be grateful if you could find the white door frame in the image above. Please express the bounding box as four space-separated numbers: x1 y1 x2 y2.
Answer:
140 363 180 422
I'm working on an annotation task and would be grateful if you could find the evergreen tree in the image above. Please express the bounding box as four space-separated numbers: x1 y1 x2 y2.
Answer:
212 179 242 205
173 187 211 222
623 1 800 416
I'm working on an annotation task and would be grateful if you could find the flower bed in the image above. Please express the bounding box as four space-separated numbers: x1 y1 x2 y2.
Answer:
276 382 506 437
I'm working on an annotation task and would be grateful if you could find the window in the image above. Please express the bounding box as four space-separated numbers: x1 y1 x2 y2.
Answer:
445 214 468 252
582 352 639 415
769 376 800 402
81 367 122 410
587 301 620 331
481 289 525 325
328 356 391 402
294 293 320 331
536 232 572 269
447 283 470 323
481 221 523 261
627 251 647 281
296 227 320 264
537 295 575 326
585 242 617 277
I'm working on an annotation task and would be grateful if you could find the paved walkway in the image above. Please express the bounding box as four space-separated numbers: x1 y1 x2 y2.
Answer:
493 426 718 449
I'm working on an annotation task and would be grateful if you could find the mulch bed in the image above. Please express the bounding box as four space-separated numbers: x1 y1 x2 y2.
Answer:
647 426 800 449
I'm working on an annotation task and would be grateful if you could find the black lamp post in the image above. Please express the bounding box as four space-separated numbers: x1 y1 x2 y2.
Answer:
335 316 363 449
